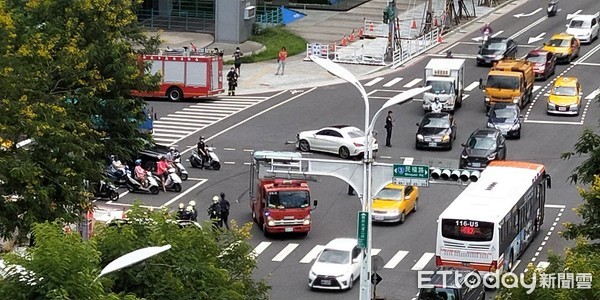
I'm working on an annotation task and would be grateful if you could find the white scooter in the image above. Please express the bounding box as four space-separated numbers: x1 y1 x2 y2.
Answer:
172 151 189 181
161 168 182 192
190 147 221 170
125 168 160 195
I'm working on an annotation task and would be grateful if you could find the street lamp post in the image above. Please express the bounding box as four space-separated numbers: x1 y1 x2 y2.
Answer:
96 244 172 281
310 55 430 300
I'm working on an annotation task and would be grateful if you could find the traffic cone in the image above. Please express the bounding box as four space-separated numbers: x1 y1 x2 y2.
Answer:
341 35 348 46
358 27 364 39
411 19 417 29
437 33 443 43
349 30 356 42
369 22 374 32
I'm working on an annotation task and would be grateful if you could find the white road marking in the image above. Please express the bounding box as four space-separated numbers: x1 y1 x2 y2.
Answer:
160 179 208 208
191 103 249 109
243 162 251 165
380 155 392 159
545 204 566 209
272 243 299 262
223 147 235 151
168 113 223 120
524 119 583 125
509 17 547 40
300 245 325 263
371 248 381 256
251 242 272 258
383 77 403 87
537 261 550 270
403 78 422 88
403 157 414 165
217 96 268 100
152 128 195 134
572 62 600 67
243 149 254 152
384 250 409 269
152 132 187 138
585 89 600 100
411 252 435 271
532 85 541 93
157 117 213 124
365 77 384 87
465 81 479 92
224 162 235 165
512 259 521 271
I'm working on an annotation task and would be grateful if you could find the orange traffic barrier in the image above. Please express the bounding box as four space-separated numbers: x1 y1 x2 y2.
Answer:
437 33 443 43
341 35 348 46
411 19 417 29
369 22 374 32
349 30 356 42
358 27 364 39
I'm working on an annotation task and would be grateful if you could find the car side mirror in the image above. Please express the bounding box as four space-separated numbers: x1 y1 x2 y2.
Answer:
579 92 584 96
416 122 420 126
498 144 505 149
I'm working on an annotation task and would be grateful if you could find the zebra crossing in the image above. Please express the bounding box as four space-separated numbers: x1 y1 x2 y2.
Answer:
152 95 271 145
252 241 436 271
362 76 549 96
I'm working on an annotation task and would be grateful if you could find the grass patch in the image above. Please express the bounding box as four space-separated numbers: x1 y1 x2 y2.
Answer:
225 26 306 64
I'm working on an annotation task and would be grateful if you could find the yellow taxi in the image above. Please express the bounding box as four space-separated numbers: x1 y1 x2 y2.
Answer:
371 183 419 224
542 33 580 63
547 76 582 115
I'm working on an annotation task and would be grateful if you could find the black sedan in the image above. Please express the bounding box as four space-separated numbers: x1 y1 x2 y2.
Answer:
486 103 523 139
476 37 518 66
459 129 507 170
415 113 457 150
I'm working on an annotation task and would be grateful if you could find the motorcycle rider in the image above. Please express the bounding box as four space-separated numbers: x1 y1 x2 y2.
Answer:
197 136 209 167
481 23 493 41
188 200 198 222
134 159 148 188
165 147 177 165
431 97 443 113
155 155 169 192
109 155 126 178
445 50 453 58
176 203 187 220
207 195 222 228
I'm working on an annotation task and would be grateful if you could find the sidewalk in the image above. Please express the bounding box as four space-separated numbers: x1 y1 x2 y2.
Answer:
149 0 514 95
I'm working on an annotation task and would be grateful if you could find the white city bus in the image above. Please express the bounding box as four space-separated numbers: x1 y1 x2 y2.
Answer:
435 161 552 274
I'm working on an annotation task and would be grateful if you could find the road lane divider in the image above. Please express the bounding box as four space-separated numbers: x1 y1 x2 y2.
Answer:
160 179 208 208
509 16 547 40
272 243 299 262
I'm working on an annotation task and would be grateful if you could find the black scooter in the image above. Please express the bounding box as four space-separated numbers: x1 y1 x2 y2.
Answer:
547 0 558 17
94 180 119 201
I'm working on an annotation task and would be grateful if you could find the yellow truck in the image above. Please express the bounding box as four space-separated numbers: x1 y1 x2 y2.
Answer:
478 59 535 109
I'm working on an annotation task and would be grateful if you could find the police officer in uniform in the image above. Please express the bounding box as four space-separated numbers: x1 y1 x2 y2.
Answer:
207 195 222 229
219 192 231 230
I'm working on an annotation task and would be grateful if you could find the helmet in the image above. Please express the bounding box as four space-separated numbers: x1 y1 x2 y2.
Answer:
186 205 194 212
169 147 175 152
212 195 220 203
434 97 440 103
199 136 205 141
135 159 142 165
110 155 116 160
157 155 164 160
220 192 225 199
189 200 196 207
178 203 184 209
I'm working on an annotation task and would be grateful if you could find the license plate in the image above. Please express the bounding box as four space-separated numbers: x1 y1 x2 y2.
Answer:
485 60 491 63
472 162 481 167
558 107 567 112
285 227 293 232
374 216 384 221
428 142 437 147
321 279 331 285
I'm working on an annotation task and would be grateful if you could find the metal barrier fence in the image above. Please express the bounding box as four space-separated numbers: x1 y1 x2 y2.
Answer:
256 6 283 25
304 43 332 60
392 28 441 69
333 38 387 65
137 9 215 32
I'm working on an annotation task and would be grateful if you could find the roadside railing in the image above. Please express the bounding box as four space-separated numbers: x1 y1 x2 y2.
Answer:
392 28 440 69
137 9 215 32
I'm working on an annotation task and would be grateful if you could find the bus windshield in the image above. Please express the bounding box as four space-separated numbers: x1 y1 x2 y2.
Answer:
441 219 494 242
268 191 310 209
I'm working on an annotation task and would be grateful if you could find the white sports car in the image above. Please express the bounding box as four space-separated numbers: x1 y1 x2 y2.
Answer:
296 125 378 159
566 13 600 44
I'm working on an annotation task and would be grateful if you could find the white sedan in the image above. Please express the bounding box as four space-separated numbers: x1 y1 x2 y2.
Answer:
566 13 600 44
308 238 362 290
296 125 378 159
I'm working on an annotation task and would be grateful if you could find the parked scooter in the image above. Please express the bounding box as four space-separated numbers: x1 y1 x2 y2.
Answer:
189 147 221 170
125 167 160 194
152 168 182 192
172 151 189 181
547 0 558 17
94 180 119 201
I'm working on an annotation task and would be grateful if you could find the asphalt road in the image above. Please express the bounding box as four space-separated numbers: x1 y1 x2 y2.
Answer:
100 0 600 299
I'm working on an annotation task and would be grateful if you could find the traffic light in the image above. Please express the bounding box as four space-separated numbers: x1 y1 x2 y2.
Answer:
429 168 480 184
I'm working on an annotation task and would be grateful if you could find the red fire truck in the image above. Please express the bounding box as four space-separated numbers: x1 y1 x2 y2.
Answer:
249 151 318 237
131 49 224 101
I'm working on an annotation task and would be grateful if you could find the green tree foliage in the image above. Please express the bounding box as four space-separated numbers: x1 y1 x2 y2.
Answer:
95 206 270 300
0 221 140 300
562 176 600 241
0 0 159 240
561 128 600 184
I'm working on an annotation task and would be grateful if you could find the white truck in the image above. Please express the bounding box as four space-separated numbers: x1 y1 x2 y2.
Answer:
423 58 466 113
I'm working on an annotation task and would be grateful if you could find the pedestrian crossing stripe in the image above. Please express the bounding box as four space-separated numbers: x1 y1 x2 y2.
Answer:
465 81 479 92
411 252 435 271
532 85 541 93
383 77 403 87
384 250 409 269
272 243 299 262
251 241 271 258
364 77 385 87
404 78 422 88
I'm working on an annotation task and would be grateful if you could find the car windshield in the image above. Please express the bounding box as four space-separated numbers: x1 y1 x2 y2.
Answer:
486 75 520 90
485 42 506 51
547 38 571 47
569 20 591 29
422 116 450 129
268 191 310 209
490 107 517 119
426 80 453 94
526 55 545 63
552 86 577 96
347 129 365 139
375 188 403 201
466 136 496 150
317 249 350 264
419 287 459 300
